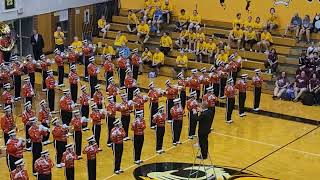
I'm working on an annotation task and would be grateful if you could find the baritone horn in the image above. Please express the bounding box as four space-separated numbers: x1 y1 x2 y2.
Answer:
0 22 15 52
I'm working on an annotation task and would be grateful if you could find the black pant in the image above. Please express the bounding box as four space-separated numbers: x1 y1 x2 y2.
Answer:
160 46 171 56
150 102 158 127
42 71 47 89
74 131 82 156
92 124 101 147
14 75 21 98
58 66 64 85
264 61 278 73
33 47 42 61
226 97 235 121
3 133 9 146
156 126 165 151
54 140 67 164
127 87 135 100
245 39 256 49
113 143 123 172
254 87 262 109
107 116 115 144
119 68 126 87
84 56 89 78
202 85 209 97
239 92 246 114
89 76 97 97
25 125 31 148
180 90 186 109
166 99 174 121
81 105 89 129
42 123 50 142
32 142 42 173
7 155 20 171
133 135 144 161
25 97 33 105
231 71 238 84
105 72 113 89
188 111 198 136
132 65 139 80
87 159 96 180
198 133 209 159
47 89 55 112
37 174 52 180
121 115 130 138
220 77 227 97
61 110 72 126
2 50 11 62
172 120 182 143
29 72 35 89
65 167 74 180
213 83 219 97
55 44 65 52
70 84 78 103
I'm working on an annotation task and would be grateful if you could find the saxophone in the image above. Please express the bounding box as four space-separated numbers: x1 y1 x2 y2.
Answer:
0 22 15 52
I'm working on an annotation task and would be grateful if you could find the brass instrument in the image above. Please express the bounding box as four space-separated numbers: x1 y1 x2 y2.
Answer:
0 22 15 52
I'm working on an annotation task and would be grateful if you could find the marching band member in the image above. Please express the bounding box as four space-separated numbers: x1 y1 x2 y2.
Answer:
22 101 35 149
170 98 185 146
54 48 65 87
45 70 57 112
106 96 118 147
131 48 142 80
228 54 240 83
235 74 248 117
83 136 99 180
82 40 93 80
6 130 25 171
177 72 187 109
0 63 10 86
62 144 78 180
60 89 75 126
34 150 54 179
209 66 220 97
10 159 29 180
252 69 263 112
187 91 199 139
11 58 23 100
200 68 211 97
188 69 201 100
124 68 137 100
52 118 68 168
133 88 148 114
38 100 52 145
70 110 84 158
90 103 106 150
107 77 119 102
152 106 166 154
117 93 133 140
66 46 78 65
79 85 90 131
93 84 104 109
131 110 146 165
225 78 236 124
24 54 36 88
28 117 49 175
148 82 163 128
202 86 218 120
39 54 53 91
117 52 129 87
2 83 14 108
165 79 179 123
1 105 15 144
217 62 229 98
103 54 114 88
68 64 80 103
111 119 126 174
87 56 99 97
22 76 34 105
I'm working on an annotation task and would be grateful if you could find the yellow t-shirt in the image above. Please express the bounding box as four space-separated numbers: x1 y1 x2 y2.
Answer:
216 53 229 63
245 31 256 40
160 36 173 48
98 19 106 29
144 0 152 9
231 29 244 39
103 46 116 56
128 13 139 24
232 19 243 28
142 51 153 60
161 3 173 11
114 35 128 46
190 14 201 24
152 0 163 9
268 14 278 24
244 21 254 29
178 14 189 23
189 32 197 41
261 32 273 43
54 31 64 45
196 32 205 40
176 55 188 68
180 30 189 38
254 22 263 32
197 41 207 51
71 40 83 53
153 52 165 64
138 24 150 34
206 42 217 53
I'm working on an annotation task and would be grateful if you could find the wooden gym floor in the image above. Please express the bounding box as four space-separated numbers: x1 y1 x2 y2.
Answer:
0 65 320 180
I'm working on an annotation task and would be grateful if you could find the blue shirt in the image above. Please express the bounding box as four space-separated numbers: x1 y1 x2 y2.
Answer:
119 46 131 59
291 16 302 26
154 10 163 20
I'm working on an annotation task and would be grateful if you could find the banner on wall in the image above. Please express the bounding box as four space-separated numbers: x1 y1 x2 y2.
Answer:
4 0 15 10
274 0 292 7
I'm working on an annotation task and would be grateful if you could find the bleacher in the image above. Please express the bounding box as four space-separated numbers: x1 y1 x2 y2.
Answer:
91 8 309 94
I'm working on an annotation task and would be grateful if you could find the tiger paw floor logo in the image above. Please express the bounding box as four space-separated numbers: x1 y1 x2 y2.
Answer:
274 0 292 7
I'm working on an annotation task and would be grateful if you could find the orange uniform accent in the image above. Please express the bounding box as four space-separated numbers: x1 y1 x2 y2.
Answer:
87 63 98 76
38 107 51 124
10 169 29 180
117 57 127 69
82 46 92 56
60 96 73 111
79 92 90 106
67 52 78 64
152 113 166 127
71 117 82 131
22 83 34 97
106 103 117 117
133 95 147 110
111 127 126 144
224 85 236 98
83 144 99 160
131 54 141 66
22 110 35 126
90 110 103 125
166 86 179 100
6 138 25 158
124 76 136 88
25 61 36 73
52 125 68 142
45 76 56 89
252 75 263 88
40 61 49 71
62 151 78 168
2 90 13 104
34 157 54 175
235 80 248 93
203 92 218 107
228 61 239 73
218 67 229 78
187 99 199 111
68 71 79 85
12 63 23 76
148 89 162 103
55 55 64 67
188 75 201 90
1 114 15 133
103 60 114 73
107 84 118 97
0 69 11 83
117 101 133 116
177 79 187 91
210 73 220 84
201 74 211 86
131 118 146 135
170 106 184 121
93 91 103 105
28 126 48 143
